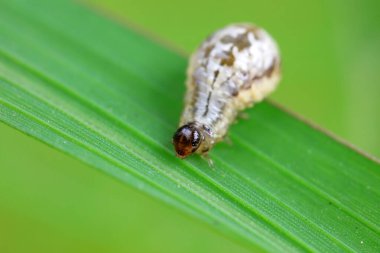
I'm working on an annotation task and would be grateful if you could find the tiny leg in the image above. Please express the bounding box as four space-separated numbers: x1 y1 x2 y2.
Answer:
202 153 215 169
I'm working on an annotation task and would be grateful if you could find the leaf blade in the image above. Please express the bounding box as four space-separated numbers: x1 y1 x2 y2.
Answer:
0 1 379 252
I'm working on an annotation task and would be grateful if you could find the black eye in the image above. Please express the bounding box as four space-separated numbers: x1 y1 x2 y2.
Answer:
192 130 200 147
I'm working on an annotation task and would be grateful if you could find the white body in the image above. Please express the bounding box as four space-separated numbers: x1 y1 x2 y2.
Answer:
180 23 281 154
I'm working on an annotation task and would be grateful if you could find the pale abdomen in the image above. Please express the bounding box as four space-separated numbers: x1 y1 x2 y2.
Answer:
179 23 281 154
173 24 280 158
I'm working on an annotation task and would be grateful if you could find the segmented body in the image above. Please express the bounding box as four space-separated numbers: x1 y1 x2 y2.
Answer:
178 23 281 156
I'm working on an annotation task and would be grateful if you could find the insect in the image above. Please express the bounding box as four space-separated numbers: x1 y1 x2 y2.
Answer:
173 23 281 160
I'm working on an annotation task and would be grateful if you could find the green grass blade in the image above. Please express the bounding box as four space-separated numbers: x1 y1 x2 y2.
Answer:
0 1 379 252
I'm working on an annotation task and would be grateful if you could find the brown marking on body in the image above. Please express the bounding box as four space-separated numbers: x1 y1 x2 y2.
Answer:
220 31 252 51
213 70 220 84
242 59 278 89
220 35 235 44
204 44 215 58
202 92 212 117
265 58 277 78
203 70 220 117
220 51 235 66
231 89 239 96
235 33 251 51
245 26 261 40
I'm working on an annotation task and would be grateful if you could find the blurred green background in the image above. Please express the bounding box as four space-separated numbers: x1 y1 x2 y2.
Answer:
1 0 379 252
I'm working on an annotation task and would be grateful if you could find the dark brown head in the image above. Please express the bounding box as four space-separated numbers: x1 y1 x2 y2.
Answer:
172 123 203 159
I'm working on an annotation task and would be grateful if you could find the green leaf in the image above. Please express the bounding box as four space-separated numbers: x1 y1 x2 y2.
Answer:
0 1 379 252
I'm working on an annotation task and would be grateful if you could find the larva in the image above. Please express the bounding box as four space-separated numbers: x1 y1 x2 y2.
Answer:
173 23 281 159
